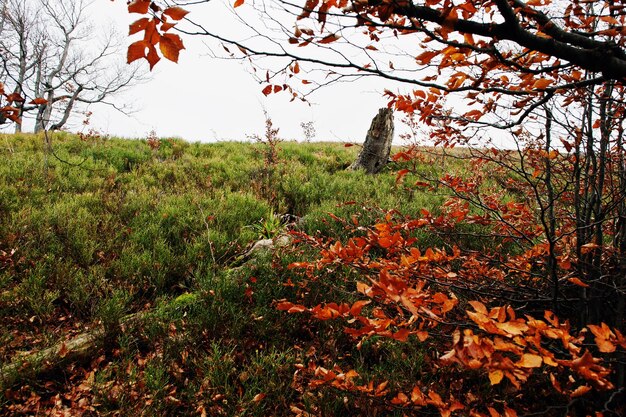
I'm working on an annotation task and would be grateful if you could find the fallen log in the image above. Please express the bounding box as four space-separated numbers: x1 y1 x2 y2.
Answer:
0 312 144 391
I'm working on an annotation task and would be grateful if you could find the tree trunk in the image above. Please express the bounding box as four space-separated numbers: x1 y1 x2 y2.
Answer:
348 107 394 174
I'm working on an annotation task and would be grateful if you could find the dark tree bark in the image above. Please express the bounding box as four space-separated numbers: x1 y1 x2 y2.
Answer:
348 107 394 174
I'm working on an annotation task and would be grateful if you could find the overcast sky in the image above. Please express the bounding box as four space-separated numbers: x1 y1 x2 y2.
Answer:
78 0 402 143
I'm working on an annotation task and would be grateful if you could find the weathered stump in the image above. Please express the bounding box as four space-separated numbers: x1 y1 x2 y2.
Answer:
348 107 394 174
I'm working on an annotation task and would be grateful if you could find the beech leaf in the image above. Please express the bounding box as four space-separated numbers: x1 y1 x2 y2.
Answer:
159 33 185 63
489 369 504 385
146 44 161 70
129 18 150 35
163 6 189 20
128 0 151 14
518 353 542 368
127 40 148 64
29 97 48 105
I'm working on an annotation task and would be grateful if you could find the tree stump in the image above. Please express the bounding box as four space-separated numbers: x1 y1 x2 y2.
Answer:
348 107 394 174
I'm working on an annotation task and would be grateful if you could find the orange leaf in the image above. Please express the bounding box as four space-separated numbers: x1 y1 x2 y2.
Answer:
5 93 24 103
581 242 600 254
319 34 340 44
570 385 592 398
252 393 266 402
163 6 189 20
488 369 504 385
127 40 148 64
396 168 410 183
495 321 529 336
161 22 177 32
468 300 488 315
415 50 438 65
29 97 48 105
411 386 426 405
146 45 161 70
532 78 552 90
349 300 370 316
568 277 589 288
128 0 151 14
518 353 542 368
392 328 411 342
378 237 393 248
234 0 245 7
129 17 150 35
159 33 185 62
391 392 408 405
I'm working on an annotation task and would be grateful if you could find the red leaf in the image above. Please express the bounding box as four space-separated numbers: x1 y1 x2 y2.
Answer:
344 143 354 147
349 300 370 316
163 6 189 20
129 17 150 35
161 22 177 32
234 0 245 7
568 277 589 288
29 98 48 105
392 328 411 342
146 44 161 70
319 34 340 44
127 40 148 64
396 169 410 183
128 0 151 14
159 33 185 63
262 85 273 96
252 393 266 402
5 93 24 103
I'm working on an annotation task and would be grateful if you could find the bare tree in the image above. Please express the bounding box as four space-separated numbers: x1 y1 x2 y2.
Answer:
0 0 144 132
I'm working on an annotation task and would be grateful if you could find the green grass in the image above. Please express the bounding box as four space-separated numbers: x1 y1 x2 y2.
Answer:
0 132 503 415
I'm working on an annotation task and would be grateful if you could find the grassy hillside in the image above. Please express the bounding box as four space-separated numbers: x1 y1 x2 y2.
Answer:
0 132 509 415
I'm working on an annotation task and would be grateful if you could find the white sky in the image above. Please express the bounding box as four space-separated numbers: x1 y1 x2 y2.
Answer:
81 0 399 143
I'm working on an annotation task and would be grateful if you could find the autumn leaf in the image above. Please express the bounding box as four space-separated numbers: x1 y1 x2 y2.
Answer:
349 300 370 316
146 44 161 70
518 353 542 368
489 369 504 385
161 22 177 32
532 78 553 89
588 323 616 353
127 40 148 64
262 85 273 96
568 277 589 288
234 0 245 7
159 33 185 63
129 17 150 35
468 300 488 315
396 168 410 183
163 6 189 20
29 97 48 105
319 34 340 44
495 321 529 336
570 385 592 398
5 93 24 103
392 328 411 342
128 0 151 14
252 393 266 402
